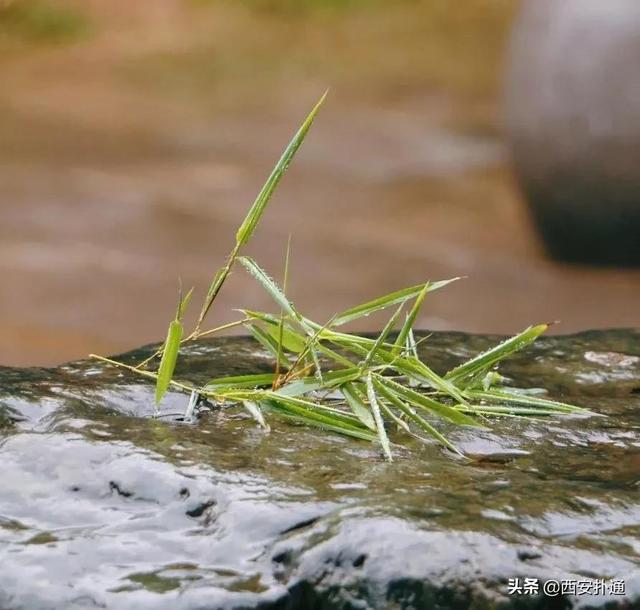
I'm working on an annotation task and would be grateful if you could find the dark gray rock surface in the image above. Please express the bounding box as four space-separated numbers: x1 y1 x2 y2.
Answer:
1 330 639 609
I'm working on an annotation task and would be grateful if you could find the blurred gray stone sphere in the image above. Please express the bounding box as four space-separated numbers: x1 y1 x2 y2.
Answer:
505 0 640 266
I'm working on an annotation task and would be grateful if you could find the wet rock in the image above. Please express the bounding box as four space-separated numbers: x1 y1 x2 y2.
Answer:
0 330 639 609
505 0 640 266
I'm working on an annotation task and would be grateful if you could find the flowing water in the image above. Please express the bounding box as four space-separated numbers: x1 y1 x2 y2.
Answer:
1 330 638 608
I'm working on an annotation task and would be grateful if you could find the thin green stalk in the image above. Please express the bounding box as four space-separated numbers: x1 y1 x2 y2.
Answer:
194 91 327 334
393 283 429 355
274 236 293 389
90 354 197 395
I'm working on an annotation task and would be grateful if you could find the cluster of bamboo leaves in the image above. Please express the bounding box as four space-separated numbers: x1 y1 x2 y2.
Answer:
91 92 589 461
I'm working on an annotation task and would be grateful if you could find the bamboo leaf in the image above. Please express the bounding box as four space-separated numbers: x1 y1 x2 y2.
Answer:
375 376 483 427
366 373 392 461
276 377 324 397
239 257 305 325
393 283 429 355
274 368 361 397
333 278 460 326
236 91 327 247
263 400 378 442
243 311 306 353
395 356 469 405
226 389 363 427
266 323 306 353
445 324 548 386
315 342 359 369
259 396 377 442
455 405 571 417
329 337 468 405
275 367 360 397
247 323 291 367
195 93 326 331
206 373 277 389
155 319 183 406
374 378 463 455
466 389 591 414
342 382 376 430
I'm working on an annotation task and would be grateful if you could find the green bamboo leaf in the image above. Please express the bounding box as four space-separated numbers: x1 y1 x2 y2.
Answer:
374 378 463 455
395 356 469 405
375 376 483 427
155 319 183 406
236 91 327 247
366 373 392 461
329 337 467 404
276 377 324 397
275 369 351 397
275 366 361 398
260 392 362 427
323 367 363 385
239 257 306 326
302 324 468 405
243 311 307 353
263 399 378 442
405 328 421 387
241 309 281 324
393 283 429 355
267 323 306 353
445 324 548 386
277 368 360 397
332 278 460 327
455 405 569 417
342 382 376 430
247 323 291 367
466 389 591 414
258 395 377 442
195 93 326 331
315 342 359 368
206 372 277 389
226 389 363 426
301 318 382 351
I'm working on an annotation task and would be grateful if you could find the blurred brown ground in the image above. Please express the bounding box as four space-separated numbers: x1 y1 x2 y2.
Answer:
1 0 639 366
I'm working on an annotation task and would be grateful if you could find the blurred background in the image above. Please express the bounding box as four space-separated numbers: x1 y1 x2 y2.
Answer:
1 0 639 366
